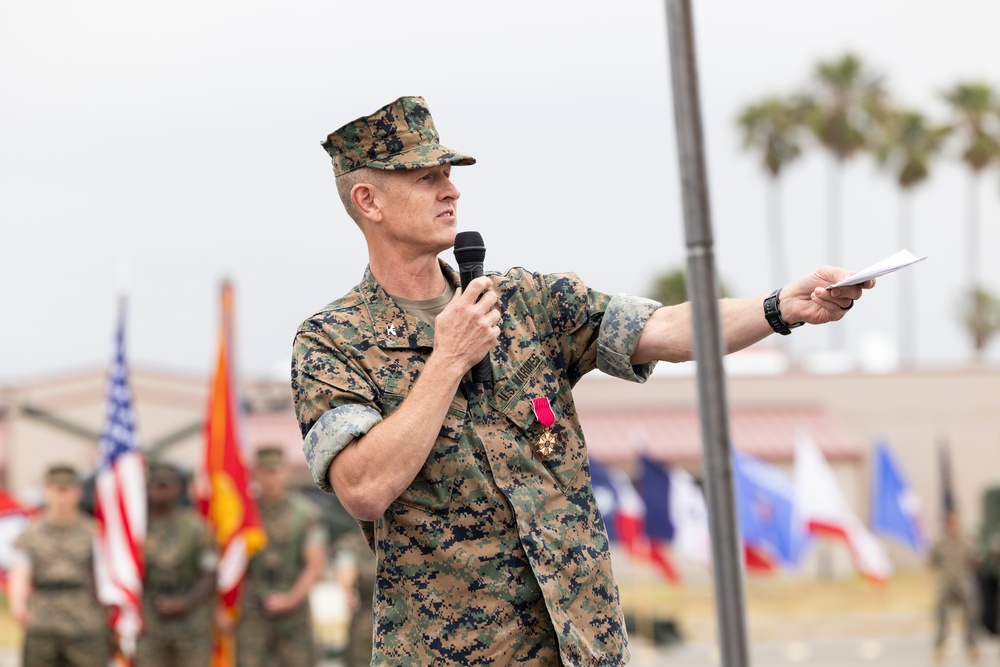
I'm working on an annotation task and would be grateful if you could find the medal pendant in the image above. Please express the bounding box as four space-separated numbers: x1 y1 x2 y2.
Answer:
531 396 558 457
536 429 557 457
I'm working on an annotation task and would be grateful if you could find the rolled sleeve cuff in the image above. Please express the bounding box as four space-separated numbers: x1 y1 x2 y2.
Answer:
597 294 662 383
303 404 383 493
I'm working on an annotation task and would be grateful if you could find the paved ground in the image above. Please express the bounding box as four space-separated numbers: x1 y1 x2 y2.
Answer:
308 631 998 667
311 634 995 666
0 573 990 666
633 635 1000 666
0 633 991 666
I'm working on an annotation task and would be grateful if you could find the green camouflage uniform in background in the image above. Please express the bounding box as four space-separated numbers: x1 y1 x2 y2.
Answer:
335 527 376 667
237 493 324 667
293 261 659 666
137 509 218 667
13 517 109 667
930 530 981 652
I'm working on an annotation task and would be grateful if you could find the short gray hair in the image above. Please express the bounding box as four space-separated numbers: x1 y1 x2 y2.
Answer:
335 167 387 226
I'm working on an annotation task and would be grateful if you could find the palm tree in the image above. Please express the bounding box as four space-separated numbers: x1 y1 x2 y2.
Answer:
958 287 1000 361
802 53 888 270
801 53 887 349
941 82 1000 290
649 267 729 306
737 96 807 287
873 109 950 365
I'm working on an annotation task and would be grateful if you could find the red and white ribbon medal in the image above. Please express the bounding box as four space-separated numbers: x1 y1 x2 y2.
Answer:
531 396 557 456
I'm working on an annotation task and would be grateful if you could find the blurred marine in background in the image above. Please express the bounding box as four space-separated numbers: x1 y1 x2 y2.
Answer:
137 462 218 667
333 526 376 667
8 464 109 667
929 511 980 663
237 446 327 667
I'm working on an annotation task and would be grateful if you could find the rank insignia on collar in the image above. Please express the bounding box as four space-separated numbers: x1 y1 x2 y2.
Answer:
386 324 397 336
531 397 557 457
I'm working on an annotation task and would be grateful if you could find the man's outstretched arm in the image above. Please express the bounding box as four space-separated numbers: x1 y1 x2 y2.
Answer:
631 266 875 365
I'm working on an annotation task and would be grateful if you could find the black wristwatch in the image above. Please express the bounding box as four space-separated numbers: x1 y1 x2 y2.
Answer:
763 289 803 336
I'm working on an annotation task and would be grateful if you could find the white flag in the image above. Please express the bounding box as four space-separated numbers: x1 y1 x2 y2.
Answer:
793 433 892 582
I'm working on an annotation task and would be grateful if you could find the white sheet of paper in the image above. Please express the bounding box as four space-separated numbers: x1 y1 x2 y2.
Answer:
826 249 927 289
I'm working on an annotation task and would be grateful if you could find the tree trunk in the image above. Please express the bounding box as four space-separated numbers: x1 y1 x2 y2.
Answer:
766 176 788 288
827 158 844 349
967 172 981 289
898 190 915 367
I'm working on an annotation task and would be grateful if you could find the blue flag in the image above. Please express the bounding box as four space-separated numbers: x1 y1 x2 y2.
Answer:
639 457 675 542
589 459 620 542
733 449 806 567
871 440 925 552
639 457 711 566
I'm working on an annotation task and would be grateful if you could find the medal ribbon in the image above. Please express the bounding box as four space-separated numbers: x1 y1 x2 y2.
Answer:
531 397 555 429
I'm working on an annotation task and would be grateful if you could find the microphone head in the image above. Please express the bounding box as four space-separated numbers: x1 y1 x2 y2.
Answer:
454 230 486 264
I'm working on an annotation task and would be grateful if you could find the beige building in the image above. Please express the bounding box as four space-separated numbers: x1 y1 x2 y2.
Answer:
0 368 307 504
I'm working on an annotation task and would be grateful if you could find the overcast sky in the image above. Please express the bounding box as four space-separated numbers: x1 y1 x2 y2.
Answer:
2 0 999 384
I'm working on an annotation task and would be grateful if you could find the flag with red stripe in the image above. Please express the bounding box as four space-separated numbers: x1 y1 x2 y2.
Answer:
94 299 146 661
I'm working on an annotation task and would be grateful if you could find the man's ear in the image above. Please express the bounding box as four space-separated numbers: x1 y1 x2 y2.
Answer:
351 183 382 223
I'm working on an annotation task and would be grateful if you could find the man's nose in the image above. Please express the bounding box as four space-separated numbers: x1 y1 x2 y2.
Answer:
441 176 460 201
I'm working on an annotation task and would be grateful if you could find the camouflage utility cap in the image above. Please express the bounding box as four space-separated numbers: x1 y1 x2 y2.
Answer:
44 464 79 487
147 461 184 485
322 96 476 177
254 446 285 470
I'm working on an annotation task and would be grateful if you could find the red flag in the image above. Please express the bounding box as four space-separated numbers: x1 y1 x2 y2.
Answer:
197 281 266 666
0 487 31 589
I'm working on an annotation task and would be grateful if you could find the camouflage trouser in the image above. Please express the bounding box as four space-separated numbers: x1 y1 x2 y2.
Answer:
236 603 315 667
935 583 978 649
23 630 109 667
136 607 214 667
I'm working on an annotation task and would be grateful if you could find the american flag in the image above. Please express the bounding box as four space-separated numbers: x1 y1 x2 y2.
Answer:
94 300 146 660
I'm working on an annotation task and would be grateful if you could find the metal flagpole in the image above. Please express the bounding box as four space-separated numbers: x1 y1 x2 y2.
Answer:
663 1 750 666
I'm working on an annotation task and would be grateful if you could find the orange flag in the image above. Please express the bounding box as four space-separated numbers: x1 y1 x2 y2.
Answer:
198 280 266 666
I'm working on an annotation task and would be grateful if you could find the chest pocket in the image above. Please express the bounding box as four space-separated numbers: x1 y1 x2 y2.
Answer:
490 350 586 491
381 376 467 514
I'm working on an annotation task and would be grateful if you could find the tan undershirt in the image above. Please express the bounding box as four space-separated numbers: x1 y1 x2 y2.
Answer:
390 282 455 328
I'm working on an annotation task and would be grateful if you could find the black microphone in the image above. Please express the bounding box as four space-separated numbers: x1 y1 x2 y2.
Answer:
454 231 493 385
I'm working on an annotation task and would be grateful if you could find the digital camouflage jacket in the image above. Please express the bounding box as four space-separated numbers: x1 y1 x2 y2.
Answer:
292 262 659 666
14 517 107 636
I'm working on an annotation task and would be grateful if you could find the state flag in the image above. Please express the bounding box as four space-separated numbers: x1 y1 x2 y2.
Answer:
732 449 806 571
870 440 925 553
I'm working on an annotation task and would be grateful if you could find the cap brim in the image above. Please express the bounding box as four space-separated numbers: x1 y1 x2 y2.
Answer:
367 144 476 171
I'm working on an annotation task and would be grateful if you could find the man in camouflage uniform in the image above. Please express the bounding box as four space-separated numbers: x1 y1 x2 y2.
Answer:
291 96 873 665
333 527 376 667
987 525 1000 634
236 446 327 667
137 462 218 667
929 511 980 663
8 464 109 667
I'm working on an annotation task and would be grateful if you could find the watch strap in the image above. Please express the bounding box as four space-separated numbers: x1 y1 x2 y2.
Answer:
763 289 803 336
